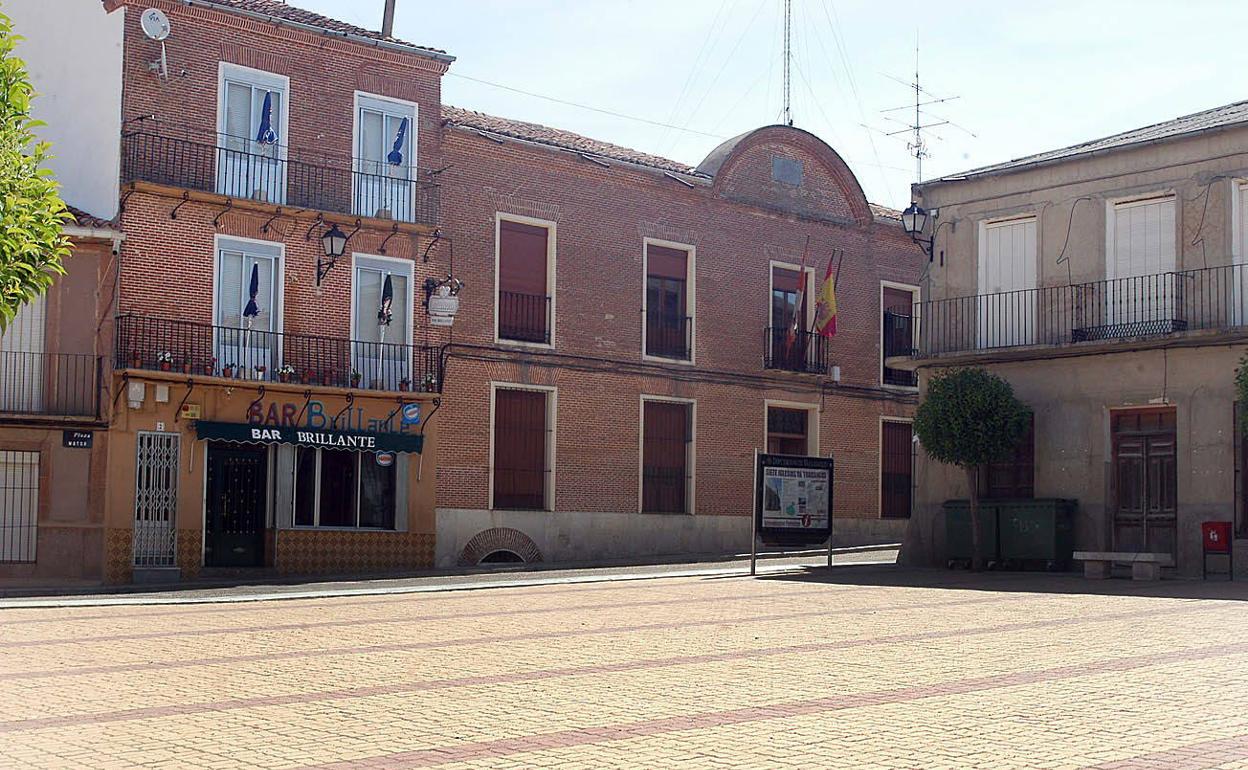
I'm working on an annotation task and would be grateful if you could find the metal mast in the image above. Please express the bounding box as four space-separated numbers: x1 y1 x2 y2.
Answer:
782 0 792 126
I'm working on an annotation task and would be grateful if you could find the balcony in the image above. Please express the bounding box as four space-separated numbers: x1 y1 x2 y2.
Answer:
883 310 918 387
915 263 1248 358
115 314 441 393
0 351 101 419
764 327 831 375
121 126 439 226
498 291 552 344
645 312 692 360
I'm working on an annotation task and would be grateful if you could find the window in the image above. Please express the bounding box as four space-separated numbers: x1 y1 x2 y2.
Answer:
496 217 554 345
294 448 396 528
766 263 820 372
980 414 1035 499
881 420 913 519
0 450 38 563
641 398 693 514
1105 195 1178 330
492 387 553 510
644 241 693 360
354 93 417 222
353 255 412 390
0 293 46 412
977 217 1037 348
217 64 288 204
215 237 281 377
882 284 918 387
766 405 813 455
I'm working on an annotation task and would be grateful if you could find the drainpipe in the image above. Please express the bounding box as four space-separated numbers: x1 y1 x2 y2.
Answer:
381 0 396 37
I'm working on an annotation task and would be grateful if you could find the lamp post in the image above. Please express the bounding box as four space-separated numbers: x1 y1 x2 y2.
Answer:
901 202 936 261
317 223 347 286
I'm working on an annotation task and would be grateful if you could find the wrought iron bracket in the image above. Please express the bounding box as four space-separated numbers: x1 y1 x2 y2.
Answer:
212 199 233 229
304 214 325 241
332 392 355 430
419 397 442 437
119 186 137 215
169 191 191 220
295 390 313 427
420 229 443 264
247 385 266 420
174 379 196 422
378 222 400 254
260 207 285 234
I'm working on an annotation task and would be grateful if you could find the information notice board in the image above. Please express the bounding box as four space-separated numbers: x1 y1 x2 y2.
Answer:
753 452 834 548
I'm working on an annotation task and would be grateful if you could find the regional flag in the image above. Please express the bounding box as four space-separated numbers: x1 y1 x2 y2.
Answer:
813 255 838 337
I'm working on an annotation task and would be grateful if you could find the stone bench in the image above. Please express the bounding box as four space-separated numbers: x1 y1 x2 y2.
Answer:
1073 551 1175 581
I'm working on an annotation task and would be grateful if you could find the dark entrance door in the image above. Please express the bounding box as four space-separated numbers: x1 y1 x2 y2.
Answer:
1112 408 1177 559
205 443 268 567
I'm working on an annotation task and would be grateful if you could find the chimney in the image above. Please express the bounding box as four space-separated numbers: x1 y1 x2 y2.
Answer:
381 0 396 37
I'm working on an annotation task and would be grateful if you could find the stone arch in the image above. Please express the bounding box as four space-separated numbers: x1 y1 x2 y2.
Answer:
458 527 543 567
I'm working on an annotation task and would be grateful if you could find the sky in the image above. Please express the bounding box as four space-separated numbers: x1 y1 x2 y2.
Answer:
293 0 1248 210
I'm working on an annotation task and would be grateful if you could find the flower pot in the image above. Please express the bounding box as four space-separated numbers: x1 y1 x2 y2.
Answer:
222 367 234 379
182 363 192 374
399 383 410 392
159 361 171 372
279 373 291 383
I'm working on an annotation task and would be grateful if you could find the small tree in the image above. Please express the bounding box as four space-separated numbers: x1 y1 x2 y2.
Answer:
1236 352 1248 434
913 368 1031 570
0 10 71 331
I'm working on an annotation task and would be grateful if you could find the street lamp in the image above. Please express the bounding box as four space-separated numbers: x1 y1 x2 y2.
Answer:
901 202 935 261
316 223 348 286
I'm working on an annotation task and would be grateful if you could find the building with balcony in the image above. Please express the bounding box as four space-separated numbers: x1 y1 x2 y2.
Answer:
902 99 1248 577
433 110 925 567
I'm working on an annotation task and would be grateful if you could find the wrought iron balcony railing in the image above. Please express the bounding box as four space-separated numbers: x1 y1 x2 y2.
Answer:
763 327 831 375
645 312 692 360
498 291 552 344
115 314 441 393
0 351 101 419
121 127 439 226
915 263 1248 358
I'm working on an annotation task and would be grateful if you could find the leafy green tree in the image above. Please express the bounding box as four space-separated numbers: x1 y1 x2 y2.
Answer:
1236 353 1248 434
0 10 70 331
913 368 1031 570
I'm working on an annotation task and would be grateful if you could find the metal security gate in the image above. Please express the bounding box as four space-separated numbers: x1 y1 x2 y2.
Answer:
0 451 39 562
134 432 179 567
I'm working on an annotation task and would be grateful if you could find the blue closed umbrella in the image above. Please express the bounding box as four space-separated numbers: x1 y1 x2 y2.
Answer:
243 263 260 320
378 274 393 327
255 91 277 145
386 117 408 166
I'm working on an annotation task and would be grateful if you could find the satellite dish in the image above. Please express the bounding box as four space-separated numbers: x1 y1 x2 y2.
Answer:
140 8 171 41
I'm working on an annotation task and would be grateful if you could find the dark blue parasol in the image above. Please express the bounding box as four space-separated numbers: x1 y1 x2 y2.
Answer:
255 91 277 145
386 117 408 166
378 274 394 327
243 262 260 319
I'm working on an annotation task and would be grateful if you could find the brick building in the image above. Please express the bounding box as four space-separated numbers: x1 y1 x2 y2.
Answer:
2 0 923 584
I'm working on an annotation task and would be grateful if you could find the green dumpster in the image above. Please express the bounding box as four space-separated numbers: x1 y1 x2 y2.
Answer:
943 500 999 567
996 499 1077 570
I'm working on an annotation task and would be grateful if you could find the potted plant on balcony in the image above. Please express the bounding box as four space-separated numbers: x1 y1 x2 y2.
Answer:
422 373 437 392
254 364 267 380
130 350 142 369
204 357 216 376
157 351 174 371
221 362 236 379
277 364 295 384
181 357 192 374
350 368 362 388
398 377 411 392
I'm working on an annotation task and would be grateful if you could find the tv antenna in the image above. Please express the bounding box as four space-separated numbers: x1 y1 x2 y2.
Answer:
865 41 976 184
782 0 792 126
141 8 171 79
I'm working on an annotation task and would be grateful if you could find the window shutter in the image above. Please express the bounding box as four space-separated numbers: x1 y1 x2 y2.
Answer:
360 109 383 166
642 401 689 513
646 245 687 280
224 81 251 144
499 220 548 296
355 267 382 343
494 389 547 509
217 250 244 327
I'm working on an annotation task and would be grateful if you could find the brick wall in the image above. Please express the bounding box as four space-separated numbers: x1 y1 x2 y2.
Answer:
436 124 925 522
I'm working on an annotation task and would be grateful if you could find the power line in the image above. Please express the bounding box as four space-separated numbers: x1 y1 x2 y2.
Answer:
445 72 727 140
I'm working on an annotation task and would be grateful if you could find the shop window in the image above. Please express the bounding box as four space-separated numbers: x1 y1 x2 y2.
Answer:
642 399 693 513
767 406 811 455
980 415 1035 499
497 217 553 345
492 387 552 510
293 447 396 529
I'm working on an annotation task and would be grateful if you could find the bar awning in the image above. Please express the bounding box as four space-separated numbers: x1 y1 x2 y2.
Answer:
195 421 424 454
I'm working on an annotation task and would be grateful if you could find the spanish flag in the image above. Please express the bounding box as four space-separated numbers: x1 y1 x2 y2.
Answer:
813 254 838 337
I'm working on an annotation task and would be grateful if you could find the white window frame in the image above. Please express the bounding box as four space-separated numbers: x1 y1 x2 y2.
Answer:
880 280 920 391
1233 180 1248 267
767 259 817 331
641 238 697 365
292 447 399 530
1104 191 1178 280
350 252 415 385
638 394 697 515
215 62 290 200
351 91 419 221
488 382 557 511
211 233 286 331
879 416 915 520
493 212 557 349
763 399 821 456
